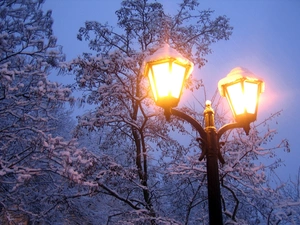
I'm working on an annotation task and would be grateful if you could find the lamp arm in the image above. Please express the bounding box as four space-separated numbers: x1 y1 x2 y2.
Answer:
170 108 207 140
217 122 250 140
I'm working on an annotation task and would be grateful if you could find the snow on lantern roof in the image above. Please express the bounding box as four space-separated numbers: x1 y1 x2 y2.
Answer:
143 43 194 75
218 67 265 97
145 43 188 63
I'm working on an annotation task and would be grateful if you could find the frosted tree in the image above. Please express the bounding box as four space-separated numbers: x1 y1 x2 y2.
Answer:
271 167 300 224
63 0 296 224
167 105 293 224
64 0 230 223
0 0 96 223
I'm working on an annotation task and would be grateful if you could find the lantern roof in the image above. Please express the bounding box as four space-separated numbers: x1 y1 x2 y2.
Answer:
144 43 194 77
218 67 265 97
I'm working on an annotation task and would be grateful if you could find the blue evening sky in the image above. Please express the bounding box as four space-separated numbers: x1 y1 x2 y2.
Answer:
43 0 300 180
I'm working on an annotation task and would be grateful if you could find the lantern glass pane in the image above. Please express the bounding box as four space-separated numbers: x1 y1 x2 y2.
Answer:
170 63 186 98
244 82 258 114
148 68 158 101
226 83 244 115
152 62 170 98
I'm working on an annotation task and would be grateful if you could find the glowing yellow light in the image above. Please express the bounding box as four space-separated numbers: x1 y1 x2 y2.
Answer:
152 62 170 98
144 44 194 109
226 83 244 115
218 67 264 123
226 81 259 115
244 81 259 114
171 63 186 98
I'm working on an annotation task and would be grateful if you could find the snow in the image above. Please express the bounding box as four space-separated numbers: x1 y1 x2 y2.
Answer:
218 67 265 97
60 151 70 157
145 43 186 62
143 43 194 76
17 174 31 183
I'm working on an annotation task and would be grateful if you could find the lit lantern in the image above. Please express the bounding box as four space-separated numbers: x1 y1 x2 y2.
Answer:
218 67 264 124
144 44 194 109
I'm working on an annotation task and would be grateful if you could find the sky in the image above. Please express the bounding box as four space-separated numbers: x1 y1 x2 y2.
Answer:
43 0 300 180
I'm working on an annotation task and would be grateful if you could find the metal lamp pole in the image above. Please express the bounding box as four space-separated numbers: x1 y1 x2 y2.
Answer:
170 101 251 225
144 44 264 225
203 102 223 224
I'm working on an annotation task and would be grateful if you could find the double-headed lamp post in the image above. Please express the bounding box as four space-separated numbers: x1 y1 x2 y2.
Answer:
144 44 264 225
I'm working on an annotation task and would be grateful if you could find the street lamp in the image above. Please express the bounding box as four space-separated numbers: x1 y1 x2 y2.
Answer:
144 44 194 118
218 67 265 134
144 44 264 225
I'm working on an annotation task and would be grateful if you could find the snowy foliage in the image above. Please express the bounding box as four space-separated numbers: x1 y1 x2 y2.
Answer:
60 0 300 224
1 0 296 224
0 0 97 223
